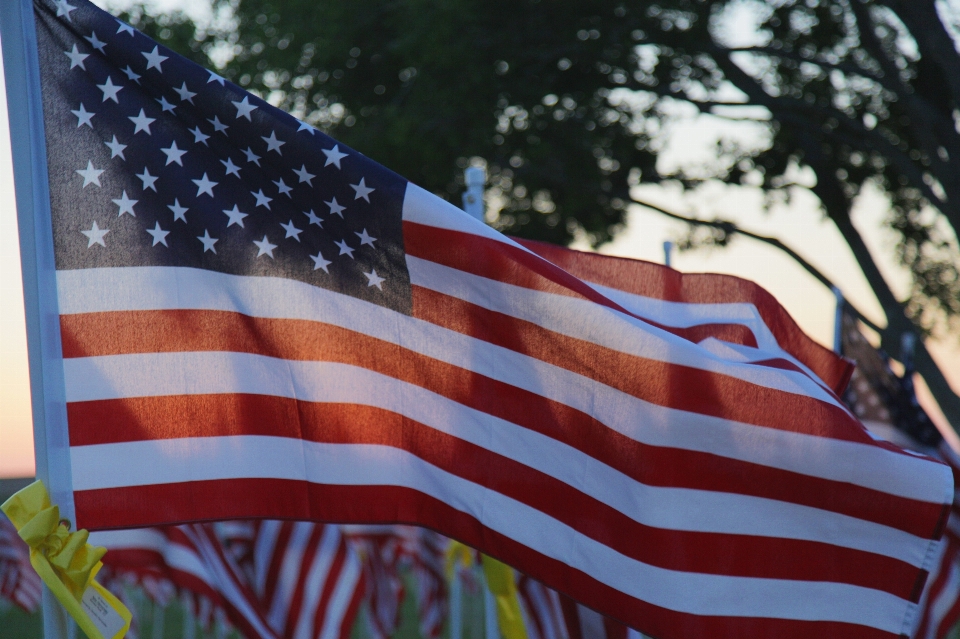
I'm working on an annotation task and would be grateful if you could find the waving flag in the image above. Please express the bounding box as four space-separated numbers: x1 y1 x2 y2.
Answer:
251 521 364 639
91 524 280 639
2 1 954 637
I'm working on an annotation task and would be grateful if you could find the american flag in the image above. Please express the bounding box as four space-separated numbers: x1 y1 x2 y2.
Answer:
251 521 364 639
14 0 955 637
837 310 960 639
91 524 281 639
0 517 42 613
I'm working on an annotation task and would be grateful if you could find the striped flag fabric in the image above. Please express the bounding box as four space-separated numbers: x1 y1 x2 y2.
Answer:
91 524 281 639
0 517 42 613
251 521 365 639
836 308 960 639
6 0 956 637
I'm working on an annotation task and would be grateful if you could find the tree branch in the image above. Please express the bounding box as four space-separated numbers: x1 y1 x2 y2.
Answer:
631 197 881 333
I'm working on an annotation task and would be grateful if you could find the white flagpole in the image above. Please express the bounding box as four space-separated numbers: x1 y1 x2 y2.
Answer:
462 166 486 222
0 1 75 637
832 286 844 354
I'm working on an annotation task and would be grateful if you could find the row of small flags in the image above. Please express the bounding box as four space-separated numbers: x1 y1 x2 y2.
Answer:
0 514 648 639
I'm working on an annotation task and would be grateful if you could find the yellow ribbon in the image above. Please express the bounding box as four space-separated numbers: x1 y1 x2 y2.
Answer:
481 554 528 639
445 540 476 579
1 480 131 639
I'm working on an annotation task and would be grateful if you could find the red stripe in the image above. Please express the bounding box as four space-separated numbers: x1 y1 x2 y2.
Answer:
60 305 846 442
262 522 293 617
67 358 943 538
407 222 767 351
515 238 854 394
284 523 318 636
75 481 904 639
69 401 920 600
409 286 860 441
60 319 940 538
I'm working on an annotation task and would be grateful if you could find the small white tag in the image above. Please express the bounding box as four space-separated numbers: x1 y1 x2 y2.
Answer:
80 585 126 639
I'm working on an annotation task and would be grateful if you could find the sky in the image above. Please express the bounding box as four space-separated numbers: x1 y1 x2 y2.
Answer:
1 2 960 478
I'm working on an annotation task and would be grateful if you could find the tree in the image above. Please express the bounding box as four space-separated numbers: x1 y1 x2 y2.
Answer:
120 0 960 423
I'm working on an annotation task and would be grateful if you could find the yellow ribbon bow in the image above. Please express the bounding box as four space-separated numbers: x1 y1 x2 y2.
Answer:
481 554 528 639
1 480 131 639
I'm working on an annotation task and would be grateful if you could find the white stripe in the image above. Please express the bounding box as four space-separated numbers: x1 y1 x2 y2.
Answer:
253 521 282 597
66 352 930 565
268 522 312 630
292 526 340 639
924 559 960 639
57 266 950 503
406 255 838 405
403 183 831 391
319 554 362 639
89 528 168 552
70 436 911 630
181 526 277 639
402 182 534 250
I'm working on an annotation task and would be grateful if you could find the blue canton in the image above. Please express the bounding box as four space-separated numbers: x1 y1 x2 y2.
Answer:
35 0 411 313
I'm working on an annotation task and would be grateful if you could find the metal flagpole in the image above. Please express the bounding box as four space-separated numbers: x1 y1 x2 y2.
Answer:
0 0 75 637
832 286 845 354
462 166 486 222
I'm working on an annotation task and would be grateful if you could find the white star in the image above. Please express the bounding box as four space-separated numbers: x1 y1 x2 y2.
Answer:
136 167 158 192
189 126 209 146
364 269 385 290
355 228 377 247
97 77 123 103
161 141 187 166
297 121 316 134
251 189 272 210
142 46 168 72
208 116 229 135
272 178 292 198
242 147 261 166
232 96 258 121
293 164 315 186
311 251 331 273
192 173 217 197
280 220 303 241
63 45 88 70
116 19 135 36
76 161 104 188
304 209 322 226
253 235 277 258
174 82 196 103
104 135 126 160
129 109 155 135
112 190 137 216
156 95 176 113
81 221 108 248
325 197 346 218
121 66 141 84
71 103 95 128
84 32 107 53
146 222 170 247
335 239 355 258
322 145 348 168
207 70 225 85
223 205 248 228
197 229 218 253
350 178 375 202
168 199 188 222
220 157 241 178
261 131 285 154
54 0 77 21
